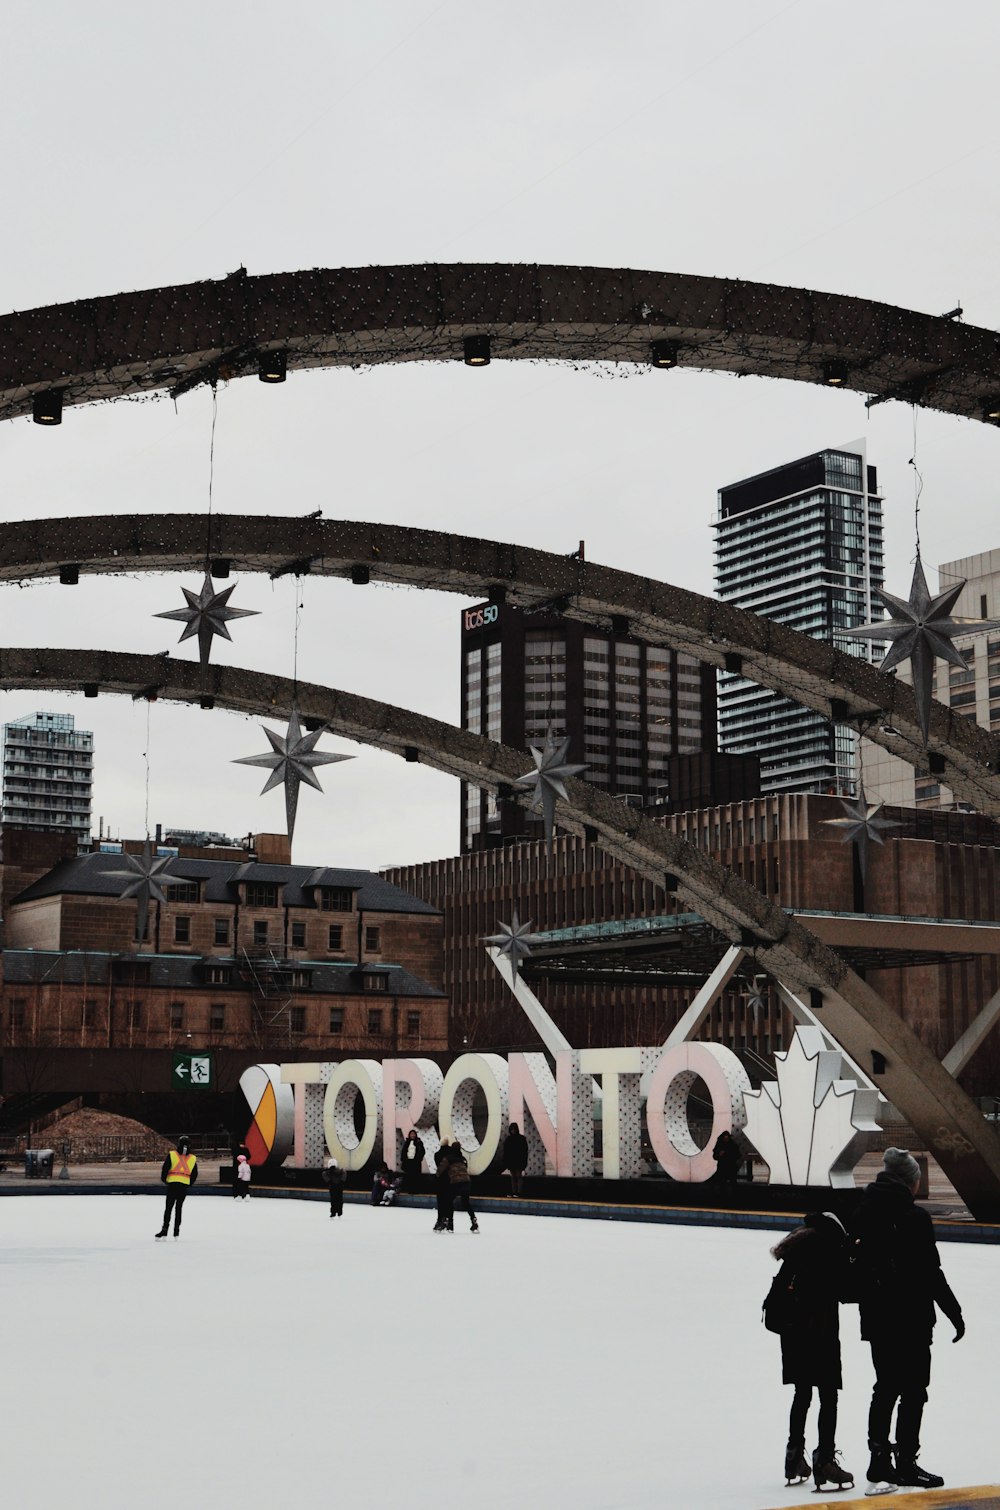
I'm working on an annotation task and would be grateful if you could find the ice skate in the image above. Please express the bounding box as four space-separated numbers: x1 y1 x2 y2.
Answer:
893 1457 943 1489
154 1228 168 1239
783 1439 808 1485
864 1445 895 1496
470 1218 479 1234
812 1448 853 1492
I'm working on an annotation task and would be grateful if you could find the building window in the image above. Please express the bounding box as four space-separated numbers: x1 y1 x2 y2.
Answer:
10 998 25 1029
319 887 353 912
170 1002 184 1031
365 925 381 952
329 1007 344 1034
289 1006 305 1034
406 1011 421 1036
82 999 97 1027
367 1008 383 1035
174 916 191 943
113 961 150 985
363 972 388 992
291 920 306 948
253 920 269 947
210 1003 225 1031
245 883 279 907
167 882 199 903
214 918 229 946
328 924 343 950
206 965 231 985
291 969 312 988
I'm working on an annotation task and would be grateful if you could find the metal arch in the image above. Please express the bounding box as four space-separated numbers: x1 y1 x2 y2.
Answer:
3 263 1000 423
3 645 1000 1216
4 512 1000 813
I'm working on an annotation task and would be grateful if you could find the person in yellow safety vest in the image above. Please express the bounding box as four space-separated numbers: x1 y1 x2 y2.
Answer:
155 1135 199 1239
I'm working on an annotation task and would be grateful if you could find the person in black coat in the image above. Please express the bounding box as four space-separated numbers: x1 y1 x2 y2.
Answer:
711 1130 742 1189
400 1129 425 1193
501 1123 529 1197
769 1211 853 1491
445 1144 479 1233
850 1147 964 1493
325 1156 347 1218
432 1139 453 1232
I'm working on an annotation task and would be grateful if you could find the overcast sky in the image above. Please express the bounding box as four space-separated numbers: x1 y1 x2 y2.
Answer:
2 0 999 870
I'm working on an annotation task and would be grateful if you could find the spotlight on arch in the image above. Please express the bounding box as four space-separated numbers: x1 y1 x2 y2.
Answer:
463 335 491 367
258 350 287 383
649 340 678 369
983 399 1000 424
823 360 849 386
32 390 63 425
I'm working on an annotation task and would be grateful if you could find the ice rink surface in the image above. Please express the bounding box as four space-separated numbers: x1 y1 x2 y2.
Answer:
2 1194 996 1510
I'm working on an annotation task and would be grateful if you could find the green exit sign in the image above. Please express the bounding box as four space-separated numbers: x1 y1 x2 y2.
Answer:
171 1052 214 1090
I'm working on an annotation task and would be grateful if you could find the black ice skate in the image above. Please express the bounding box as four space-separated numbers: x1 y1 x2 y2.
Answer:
893 1457 943 1489
864 1445 895 1497
470 1218 479 1234
783 1440 809 1486
812 1449 853 1492
154 1228 168 1239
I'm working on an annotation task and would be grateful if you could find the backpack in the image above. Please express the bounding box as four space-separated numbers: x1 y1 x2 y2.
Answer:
762 1263 799 1334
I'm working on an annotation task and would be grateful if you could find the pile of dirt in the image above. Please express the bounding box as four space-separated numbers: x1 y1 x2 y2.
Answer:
40 1107 172 1161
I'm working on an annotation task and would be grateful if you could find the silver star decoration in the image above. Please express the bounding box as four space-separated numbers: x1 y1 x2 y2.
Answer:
105 840 175 943
483 911 535 986
155 572 259 668
821 784 900 882
514 731 587 846
842 558 1000 743
233 708 352 841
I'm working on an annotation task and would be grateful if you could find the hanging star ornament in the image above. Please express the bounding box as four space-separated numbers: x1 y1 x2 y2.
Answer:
155 572 259 668
483 912 535 986
514 731 587 846
821 784 900 882
104 840 175 944
233 708 352 842
841 558 1000 743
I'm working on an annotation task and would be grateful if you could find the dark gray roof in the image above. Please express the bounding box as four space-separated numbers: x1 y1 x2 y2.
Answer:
9 853 440 915
1 950 444 998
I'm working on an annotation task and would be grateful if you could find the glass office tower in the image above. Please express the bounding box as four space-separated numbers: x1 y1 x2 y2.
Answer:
713 442 884 795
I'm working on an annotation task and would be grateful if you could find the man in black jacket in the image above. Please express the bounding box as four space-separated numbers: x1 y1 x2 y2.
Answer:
851 1147 964 1494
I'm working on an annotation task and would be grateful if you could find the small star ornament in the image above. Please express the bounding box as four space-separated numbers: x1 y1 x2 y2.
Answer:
483 912 535 986
515 731 587 846
234 708 352 841
105 840 175 943
155 572 259 668
821 784 899 881
842 558 1000 743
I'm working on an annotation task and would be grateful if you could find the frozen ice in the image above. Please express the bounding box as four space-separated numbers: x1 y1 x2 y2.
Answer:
1 1194 996 1508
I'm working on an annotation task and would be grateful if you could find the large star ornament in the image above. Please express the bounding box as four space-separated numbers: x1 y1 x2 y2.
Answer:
514 732 587 846
233 708 352 841
105 840 175 943
155 572 259 668
821 784 900 882
842 558 1000 743
483 912 535 986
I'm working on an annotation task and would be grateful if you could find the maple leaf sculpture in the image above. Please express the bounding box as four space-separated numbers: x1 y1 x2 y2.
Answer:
742 1027 880 1188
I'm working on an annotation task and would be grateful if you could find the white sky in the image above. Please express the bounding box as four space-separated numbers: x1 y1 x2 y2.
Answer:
2 0 1000 869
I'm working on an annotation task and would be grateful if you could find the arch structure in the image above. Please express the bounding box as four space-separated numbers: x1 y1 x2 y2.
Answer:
3 645 1000 1218
2 264 1000 424
4 514 1000 815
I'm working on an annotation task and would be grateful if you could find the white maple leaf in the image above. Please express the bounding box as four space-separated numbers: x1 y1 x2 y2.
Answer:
742 1027 880 1188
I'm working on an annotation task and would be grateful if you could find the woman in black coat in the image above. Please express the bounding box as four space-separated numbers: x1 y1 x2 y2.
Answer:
769 1212 853 1493
501 1123 529 1197
400 1129 426 1193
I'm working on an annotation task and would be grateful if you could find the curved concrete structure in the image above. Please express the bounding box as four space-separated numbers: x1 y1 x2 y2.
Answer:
4 513 1000 813
3 644 1000 1217
3 264 1000 423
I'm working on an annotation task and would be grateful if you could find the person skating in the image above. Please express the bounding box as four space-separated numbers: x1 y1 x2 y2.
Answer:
765 1211 853 1491
850 1147 964 1495
433 1138 454 1232
234 1153 251 1199
445 1142 479 1233
155 1134 198 1238
501 1122 528 1197
400 1129 425 1193
325 1155 346 1218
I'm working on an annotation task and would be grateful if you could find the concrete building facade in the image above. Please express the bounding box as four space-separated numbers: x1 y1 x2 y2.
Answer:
1 711 93 848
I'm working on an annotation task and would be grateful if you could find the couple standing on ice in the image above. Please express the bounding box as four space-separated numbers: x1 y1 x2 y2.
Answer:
767 1146 964 1497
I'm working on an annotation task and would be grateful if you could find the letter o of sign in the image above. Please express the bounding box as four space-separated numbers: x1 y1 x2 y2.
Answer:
439 1053 508 1175
645 1043 751 1183
323 1059 383 1171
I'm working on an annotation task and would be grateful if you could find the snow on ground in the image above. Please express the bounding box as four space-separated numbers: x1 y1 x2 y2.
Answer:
1 1195 996 1510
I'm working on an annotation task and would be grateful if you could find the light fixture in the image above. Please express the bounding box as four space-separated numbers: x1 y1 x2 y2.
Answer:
983 399 1000 423
32 389 63 425
83 683 99 698
823 360 849 386
258 350 287 383
463 334 491 366
650 340 678 368
350 564 370 585
59 564 79 585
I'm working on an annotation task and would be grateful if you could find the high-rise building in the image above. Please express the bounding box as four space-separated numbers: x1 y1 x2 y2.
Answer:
1 711 94 847
713 440 884 795
459 603 717 851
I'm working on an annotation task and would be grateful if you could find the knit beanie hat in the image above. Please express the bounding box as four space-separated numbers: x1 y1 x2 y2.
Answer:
882 1147 920 1186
